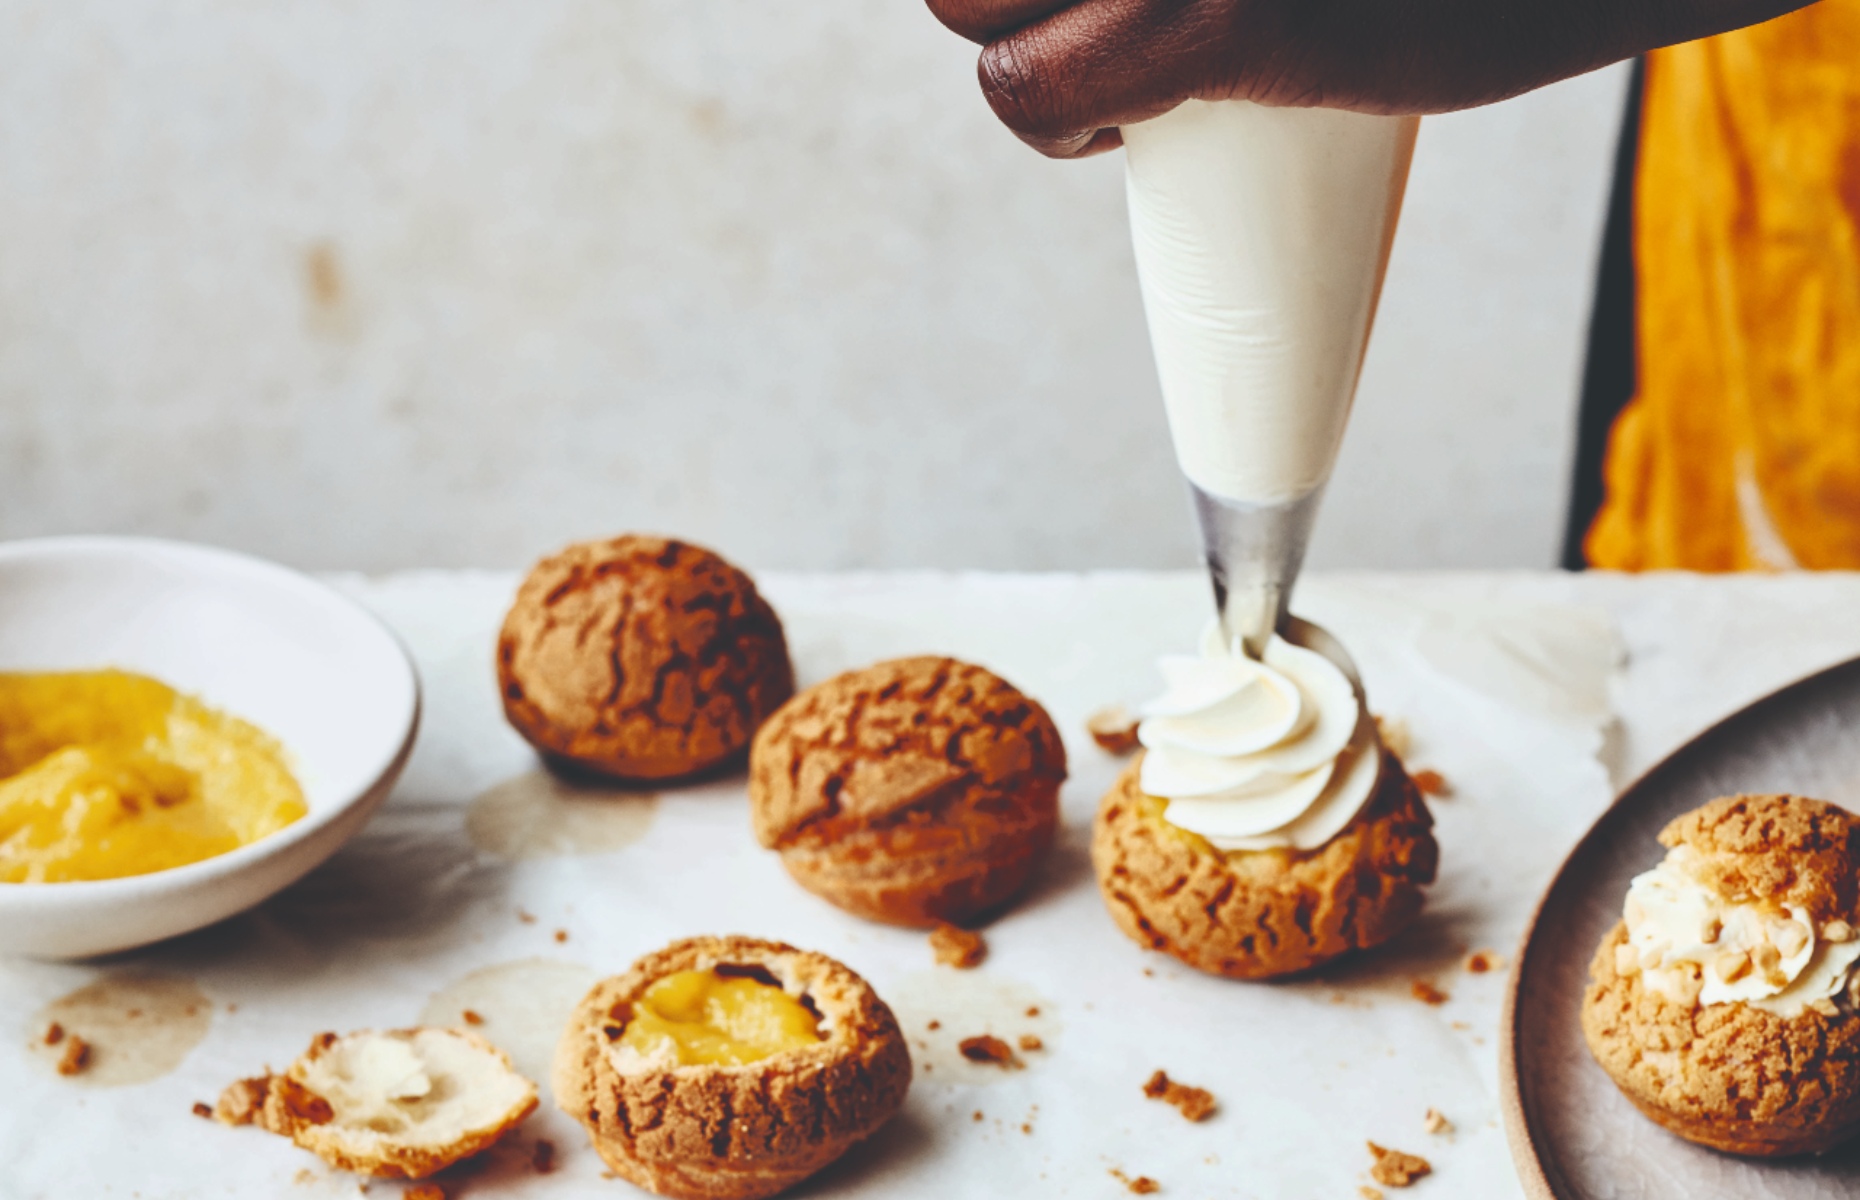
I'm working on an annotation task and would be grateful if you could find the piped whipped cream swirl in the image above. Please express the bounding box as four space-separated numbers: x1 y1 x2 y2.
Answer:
1622 843 1860 1017
1138 622 1381 852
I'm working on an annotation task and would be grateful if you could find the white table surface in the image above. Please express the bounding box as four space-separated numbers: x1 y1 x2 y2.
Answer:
6 569 1860 1200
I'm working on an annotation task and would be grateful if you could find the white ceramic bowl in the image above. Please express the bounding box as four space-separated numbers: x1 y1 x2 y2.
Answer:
0 536 420 958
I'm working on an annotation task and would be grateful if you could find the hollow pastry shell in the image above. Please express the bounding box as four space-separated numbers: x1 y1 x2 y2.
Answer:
1091 749 1436 979
553 935 912 1200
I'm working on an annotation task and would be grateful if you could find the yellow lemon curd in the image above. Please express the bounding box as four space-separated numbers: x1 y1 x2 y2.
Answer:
0 670 308 884
620 969 824 1066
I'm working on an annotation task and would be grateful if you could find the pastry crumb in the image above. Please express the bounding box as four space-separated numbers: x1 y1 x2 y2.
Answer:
929 922 987 969
1142 1070 1216 1122
1463 950 1504 974
214 1075 272 1125
1025 1005 1040 1017
554 929 569 943
1368 1142 1432 1187
1411 979 1449 1005
958 1035 1020 1068
461 1009 484 1026
1109 1167 1160 1194
927 1019 941 1031
1412 769 1451 798
972 1110 983 1122
405 1186 446 1200
517 908 537 924
531 1138 557 1174
56 1034 92 1076
1086 705 1142 755
1360 1188 1385 1200
1018 1034 1043 1052
43 1022 64 1046
1423 1107 1452 1135
191 1101 214 1119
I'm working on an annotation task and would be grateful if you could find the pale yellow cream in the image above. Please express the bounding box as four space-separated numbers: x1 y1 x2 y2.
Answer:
1621 844 1860 1018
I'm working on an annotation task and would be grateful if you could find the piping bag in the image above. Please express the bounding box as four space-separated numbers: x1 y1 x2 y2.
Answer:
1122 101 1418 659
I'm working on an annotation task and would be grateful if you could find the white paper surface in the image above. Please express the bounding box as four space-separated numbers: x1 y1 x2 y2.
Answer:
5 570 1859 1200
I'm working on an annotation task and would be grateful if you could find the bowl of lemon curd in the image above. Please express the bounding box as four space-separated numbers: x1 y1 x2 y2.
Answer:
0 537 420 958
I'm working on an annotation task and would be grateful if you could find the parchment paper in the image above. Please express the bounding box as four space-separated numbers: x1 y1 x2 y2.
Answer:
5 570 1859 1199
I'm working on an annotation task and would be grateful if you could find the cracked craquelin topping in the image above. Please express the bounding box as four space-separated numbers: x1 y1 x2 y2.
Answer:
498 535 794 782
749 657 1066 927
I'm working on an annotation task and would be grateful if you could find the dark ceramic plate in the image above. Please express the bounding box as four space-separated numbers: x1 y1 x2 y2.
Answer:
1502 656 1860 1199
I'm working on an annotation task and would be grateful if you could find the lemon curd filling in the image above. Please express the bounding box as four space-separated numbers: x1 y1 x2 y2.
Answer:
620 969 824 1066
0 670 308 884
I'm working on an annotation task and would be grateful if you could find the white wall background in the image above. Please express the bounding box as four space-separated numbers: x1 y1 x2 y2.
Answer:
0 1 1629 572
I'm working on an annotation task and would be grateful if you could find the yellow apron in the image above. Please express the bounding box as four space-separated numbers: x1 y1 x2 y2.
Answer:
1587 1 1860 570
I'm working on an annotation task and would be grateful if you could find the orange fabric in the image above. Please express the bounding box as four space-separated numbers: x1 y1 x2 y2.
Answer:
1586 1 1860 570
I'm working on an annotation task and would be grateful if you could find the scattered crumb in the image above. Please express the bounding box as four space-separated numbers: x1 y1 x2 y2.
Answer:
214 1075 273 1126
929 922 987 969
554 929 569 943
294 1168 317 1185
56 1034 92 1076
1025 1006 1041 1017
1451 1020 1471 1031
1360 1189 1385 1200
1086 704 1142 755
958 1035 1020 1068
1109 1167 1161 1194
270 1076 334 1125
1021 1123 1033 1135
227 1002 239 1013
531 1139 557 1174
1411 980 1449 1006
927 1020 941 1031
191 1102 214 1119
1142 1070 1216 1122
405 1186 446 1200
1412 769 1451 798
43 1022 64 1046
972 1110 984 1123
1463 950 1504 974
1368 1142 1432 1187
517 908 537 924
1372 714 1412 758
1423 1108 1453 1135
461 1009 485 1026
1018 1034 1043 1053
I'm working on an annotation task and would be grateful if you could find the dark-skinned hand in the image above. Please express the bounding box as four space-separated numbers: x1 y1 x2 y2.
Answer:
925 0 1812 156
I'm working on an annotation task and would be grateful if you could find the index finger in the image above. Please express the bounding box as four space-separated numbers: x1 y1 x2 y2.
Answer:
927 0 1074 42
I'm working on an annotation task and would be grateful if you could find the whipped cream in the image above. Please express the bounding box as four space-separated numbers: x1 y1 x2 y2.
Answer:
1122 101 1419 504
1138 622 1381 852
348 1036 433 1103
1623 844 1860 1018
